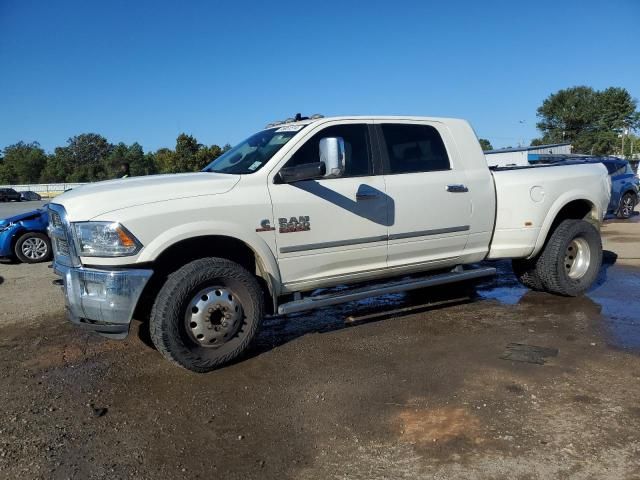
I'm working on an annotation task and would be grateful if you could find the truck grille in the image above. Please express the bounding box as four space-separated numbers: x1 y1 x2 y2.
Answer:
47 204 80 267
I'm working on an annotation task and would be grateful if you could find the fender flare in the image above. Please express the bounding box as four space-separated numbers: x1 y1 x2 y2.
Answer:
137 220 282 298
528 192 600 259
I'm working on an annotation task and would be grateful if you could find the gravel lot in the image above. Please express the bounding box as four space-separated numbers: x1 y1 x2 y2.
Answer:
0 211 639 479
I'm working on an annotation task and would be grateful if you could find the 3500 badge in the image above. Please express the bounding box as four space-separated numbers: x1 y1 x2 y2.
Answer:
255 216 311 233
278 216 310 233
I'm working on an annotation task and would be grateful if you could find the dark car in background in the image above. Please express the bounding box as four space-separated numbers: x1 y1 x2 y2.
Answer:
600 158 639 219
0 209 51 263
20 191 42 201
542 156 639 219
0 188 21 202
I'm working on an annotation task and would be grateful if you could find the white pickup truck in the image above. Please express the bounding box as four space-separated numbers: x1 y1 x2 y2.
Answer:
48 116 611 372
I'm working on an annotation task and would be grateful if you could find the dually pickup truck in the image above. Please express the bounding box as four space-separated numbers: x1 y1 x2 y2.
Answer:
49 116 611 372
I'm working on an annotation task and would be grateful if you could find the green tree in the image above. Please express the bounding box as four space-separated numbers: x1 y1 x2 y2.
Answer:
0 142 47 183
533 86 640 155
0 154 8 184
130 149 158 176
154 148 179 174
175 133 201 171
2 132 232 183
478 138 493 151
195 144 224 170
104 142 156 178
40 151 69 183
53 133 113 182
154 134 226 173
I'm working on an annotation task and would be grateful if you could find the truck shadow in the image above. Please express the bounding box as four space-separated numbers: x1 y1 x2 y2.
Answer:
244 283 477 361
135 283 476 356
293 180 394 226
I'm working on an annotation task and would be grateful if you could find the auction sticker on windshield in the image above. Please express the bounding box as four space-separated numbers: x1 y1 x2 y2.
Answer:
275 125 305 132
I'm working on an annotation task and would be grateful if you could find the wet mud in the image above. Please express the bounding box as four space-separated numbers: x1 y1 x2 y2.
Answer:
1 245 640 478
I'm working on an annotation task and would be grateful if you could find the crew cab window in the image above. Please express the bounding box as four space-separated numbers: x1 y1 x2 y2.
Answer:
284 124 372 177
381 124 450 174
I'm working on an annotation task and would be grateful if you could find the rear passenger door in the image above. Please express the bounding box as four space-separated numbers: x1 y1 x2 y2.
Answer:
376 121 471 269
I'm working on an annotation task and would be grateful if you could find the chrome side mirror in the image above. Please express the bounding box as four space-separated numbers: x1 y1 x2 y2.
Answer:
319 137 345 178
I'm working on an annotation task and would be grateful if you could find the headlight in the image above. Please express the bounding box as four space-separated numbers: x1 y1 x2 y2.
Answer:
72 222 142 257
0 223 14 233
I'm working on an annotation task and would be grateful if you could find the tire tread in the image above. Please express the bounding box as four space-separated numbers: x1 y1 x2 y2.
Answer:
536 219 602 296
149 257 264 373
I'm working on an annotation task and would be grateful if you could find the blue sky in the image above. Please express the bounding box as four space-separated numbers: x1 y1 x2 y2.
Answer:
1 0 638 152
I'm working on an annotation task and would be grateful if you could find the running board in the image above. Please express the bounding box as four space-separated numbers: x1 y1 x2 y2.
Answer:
277 266 496 315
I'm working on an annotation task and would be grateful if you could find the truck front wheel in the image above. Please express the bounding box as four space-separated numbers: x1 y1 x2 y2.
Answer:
536 219 602 296
149 257 264 372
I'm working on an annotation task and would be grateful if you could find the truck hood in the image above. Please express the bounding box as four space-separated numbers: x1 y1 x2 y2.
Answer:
0 209 46 226
55 172 241 221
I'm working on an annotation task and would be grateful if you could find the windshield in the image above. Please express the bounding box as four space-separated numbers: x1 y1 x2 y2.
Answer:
203 125 306 174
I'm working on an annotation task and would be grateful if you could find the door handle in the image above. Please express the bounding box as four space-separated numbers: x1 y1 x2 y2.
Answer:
356 192 380 200
356 185 381 200
446 184 468 193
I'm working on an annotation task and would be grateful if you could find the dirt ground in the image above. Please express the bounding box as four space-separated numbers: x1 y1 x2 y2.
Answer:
0 214 639 479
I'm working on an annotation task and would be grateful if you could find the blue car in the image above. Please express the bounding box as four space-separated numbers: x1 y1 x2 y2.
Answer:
0 209 52 263
600 158 639 219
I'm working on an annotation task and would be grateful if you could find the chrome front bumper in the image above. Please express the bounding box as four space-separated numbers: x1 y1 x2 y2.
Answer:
54 262 153 339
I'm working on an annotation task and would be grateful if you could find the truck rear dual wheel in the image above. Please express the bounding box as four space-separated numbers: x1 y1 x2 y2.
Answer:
150 257 264 373
512 219 602 297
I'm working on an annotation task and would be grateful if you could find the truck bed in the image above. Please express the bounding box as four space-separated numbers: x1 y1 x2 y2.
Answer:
487 162 610 260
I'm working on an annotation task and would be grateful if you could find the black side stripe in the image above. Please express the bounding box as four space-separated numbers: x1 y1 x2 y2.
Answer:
279 226 470 254
280 235 388 254
388 225 470 241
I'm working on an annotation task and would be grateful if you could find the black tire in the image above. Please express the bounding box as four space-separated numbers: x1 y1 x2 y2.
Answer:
512 258 545 291
14 232 52 263
617 192 636 219
149 257 264 373
536 219 602 296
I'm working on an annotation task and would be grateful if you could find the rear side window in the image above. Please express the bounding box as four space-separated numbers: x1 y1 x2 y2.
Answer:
605 162 629 176
284 124 372 177
603 162 618 175
380 124 450 174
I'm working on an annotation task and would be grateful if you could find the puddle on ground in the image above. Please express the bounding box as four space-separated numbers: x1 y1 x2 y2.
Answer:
588 265 640 351
477 286 527 305
476 260 640 353
255 258 640 356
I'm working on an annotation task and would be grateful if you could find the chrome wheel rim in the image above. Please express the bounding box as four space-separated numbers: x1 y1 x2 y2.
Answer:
564 237 591 280
621 196 634 217
184 286 243 347
21 237 48 260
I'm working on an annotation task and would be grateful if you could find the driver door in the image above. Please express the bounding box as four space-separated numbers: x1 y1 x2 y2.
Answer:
268 121 389 291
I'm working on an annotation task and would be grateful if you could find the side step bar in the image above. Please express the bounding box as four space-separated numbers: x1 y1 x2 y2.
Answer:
277 266 496 315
